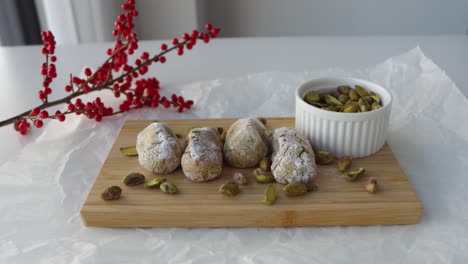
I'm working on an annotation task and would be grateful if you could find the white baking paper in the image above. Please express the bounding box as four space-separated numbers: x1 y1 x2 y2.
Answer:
1 47 468 263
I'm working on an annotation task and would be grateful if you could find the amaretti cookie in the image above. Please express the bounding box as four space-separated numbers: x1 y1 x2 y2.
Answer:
181 127 223 182
224 118 269 168
270 127 317 184
136 122 182 174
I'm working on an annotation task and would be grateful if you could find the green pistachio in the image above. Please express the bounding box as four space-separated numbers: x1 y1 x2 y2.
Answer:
342 104 359 113
345 167 366 182
303 91 321 104
120 146 138 156
337 85 351 95
101 186 122 201
365 177 378 193
348 89 359 101
337 156 352 172
259 157 272 172
283 183 308 196
122 173 145 186
160 182 178 194
219 182 240 196
144 177 167 188
263 184 276 205
355 85 370 98
325 95 343 106
253 168 275 183
315 150 335 165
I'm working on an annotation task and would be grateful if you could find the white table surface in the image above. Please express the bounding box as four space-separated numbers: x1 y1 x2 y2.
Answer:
1 36 468 263
1 35 467 164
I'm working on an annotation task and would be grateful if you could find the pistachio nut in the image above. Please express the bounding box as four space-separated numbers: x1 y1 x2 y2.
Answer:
330 91 341 98
263 184 276 205
219 182 240 196
342 104 359 113
315 150 335 165
349 89 359 101
259 157 272 172
253 168 275 183
365 177 378 193
371 102 381 110
337 156 352 172
337 85 351 95
101 186 122 201
120 146 138 156
345 167 366 182
321 106 339 112
144 177 167 188
160 182 178 194
232 172 248 185
303 91 321 104
338 94 350 104
364 96 374 105
310 101 328 107
325 95 343 106
283 183 308 196
122 172 145 186
355 85 370 98
305 182 318 192
370 93 381 105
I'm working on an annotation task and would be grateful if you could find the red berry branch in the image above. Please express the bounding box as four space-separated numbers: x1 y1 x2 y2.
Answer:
0 0 220 135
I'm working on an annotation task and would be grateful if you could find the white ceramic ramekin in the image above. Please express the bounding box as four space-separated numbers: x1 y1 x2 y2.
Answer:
295 77 392 158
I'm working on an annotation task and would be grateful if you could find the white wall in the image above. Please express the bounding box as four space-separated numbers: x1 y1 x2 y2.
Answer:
38 0 468 44
200 0 468 36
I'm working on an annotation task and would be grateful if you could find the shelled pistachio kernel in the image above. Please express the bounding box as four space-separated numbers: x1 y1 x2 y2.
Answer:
338 94 350 104
355 85 370 98
144 177 166 188
259 157 272 172
315 150 335 165
120 146 138 156
345 167 366 182
263 184 276 205
324 95 343 106
365 177 378 193
122 172 145 186
304 91 321 104
337 156 352 172
348 89 359 101
160 182 178 194
219 182 240 196
337 85 351 95
253 168 274 183
283 183 308 196
101 186 122 201
232 172 248 185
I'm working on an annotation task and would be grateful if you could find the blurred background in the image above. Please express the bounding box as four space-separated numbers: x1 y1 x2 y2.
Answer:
1 0 468 46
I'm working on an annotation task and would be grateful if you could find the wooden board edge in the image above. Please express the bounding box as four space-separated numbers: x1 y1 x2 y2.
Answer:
80 202 423 228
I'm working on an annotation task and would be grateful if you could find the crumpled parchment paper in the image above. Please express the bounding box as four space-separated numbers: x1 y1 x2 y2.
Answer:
1 47 468 263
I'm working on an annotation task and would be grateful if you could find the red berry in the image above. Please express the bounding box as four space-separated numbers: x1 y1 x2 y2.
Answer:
30 108 40 116
177 106 183 113
65 85 72 92
161 43 168 50
83 85 90 93
55 110 62 116
58 115 66 122
159 56 166 63
67 104 75 111
205 23 213 30
140 52 149 60
172 38 179 45
84 68 92 76
182 33 190 40
41 47 47 54
50 56 57 62
44 87 52 95
38 91 46 100
95 115 102 122
177 49 183 56
39 110 49 118
19 130 27 135
34 120 43 128
191 30 199 37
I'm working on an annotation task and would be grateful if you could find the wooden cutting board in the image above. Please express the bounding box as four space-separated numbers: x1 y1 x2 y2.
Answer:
80 118 423 227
